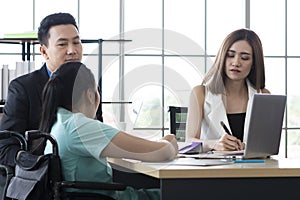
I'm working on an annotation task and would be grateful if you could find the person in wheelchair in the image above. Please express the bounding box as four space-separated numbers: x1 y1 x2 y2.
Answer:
39 62 178 200
0 12 102 179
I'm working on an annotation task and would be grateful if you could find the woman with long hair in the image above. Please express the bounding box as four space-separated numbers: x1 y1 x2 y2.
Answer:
40 62 178 199
186 29 270 152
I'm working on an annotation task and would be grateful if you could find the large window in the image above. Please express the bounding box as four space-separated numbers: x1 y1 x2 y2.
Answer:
0 0 299 158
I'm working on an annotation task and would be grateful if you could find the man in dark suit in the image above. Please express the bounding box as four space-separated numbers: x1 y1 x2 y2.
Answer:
0 12 103 167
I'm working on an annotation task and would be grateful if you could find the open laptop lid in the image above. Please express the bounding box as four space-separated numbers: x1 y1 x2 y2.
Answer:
198 94 286 159
243 94 286 159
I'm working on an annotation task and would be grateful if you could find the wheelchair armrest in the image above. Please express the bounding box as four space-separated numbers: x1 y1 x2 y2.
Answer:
58 180 127 191
0 130 27 150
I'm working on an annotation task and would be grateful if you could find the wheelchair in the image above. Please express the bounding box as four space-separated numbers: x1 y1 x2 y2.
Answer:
0 130 126 200
0 131 27 200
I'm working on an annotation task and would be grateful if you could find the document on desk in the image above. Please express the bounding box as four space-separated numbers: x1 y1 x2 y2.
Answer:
212 150 245 155
170 158 234 166
196 150 245 159
122 158 233 166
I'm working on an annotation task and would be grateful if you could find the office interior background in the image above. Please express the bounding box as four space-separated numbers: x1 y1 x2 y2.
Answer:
0 0 299 158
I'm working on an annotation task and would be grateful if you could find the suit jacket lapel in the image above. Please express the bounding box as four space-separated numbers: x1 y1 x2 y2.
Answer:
205 90 228 138
204 80 256 140
35 64 50 104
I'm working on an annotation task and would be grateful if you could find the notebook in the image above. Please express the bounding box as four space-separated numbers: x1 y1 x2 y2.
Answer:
198 94 287 159
178 142 203 154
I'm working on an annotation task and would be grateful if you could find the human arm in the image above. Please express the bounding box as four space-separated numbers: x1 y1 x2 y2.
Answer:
0 69 47 166
0 79 29 133
261 88 270 94
185 85 243 151
209 134 244 151
0 79 29 166
101 132 178 162
0 66 47 133
185 85 205 141
212 87 269 151
191 135 244 152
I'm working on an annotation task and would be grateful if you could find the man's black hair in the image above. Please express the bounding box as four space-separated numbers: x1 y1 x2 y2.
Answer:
38 12 78 46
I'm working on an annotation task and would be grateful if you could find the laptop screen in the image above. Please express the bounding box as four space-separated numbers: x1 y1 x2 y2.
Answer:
243 94 286 158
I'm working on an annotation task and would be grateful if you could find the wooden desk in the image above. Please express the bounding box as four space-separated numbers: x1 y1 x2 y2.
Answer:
109 157 300 199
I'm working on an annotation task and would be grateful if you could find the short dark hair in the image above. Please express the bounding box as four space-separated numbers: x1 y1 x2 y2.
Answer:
38 12 79 46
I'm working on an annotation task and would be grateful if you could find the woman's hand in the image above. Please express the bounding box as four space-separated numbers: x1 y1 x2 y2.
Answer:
213 134 244 151
161 134 179 154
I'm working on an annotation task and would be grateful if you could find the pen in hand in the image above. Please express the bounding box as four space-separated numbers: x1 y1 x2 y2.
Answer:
220 121 232 135
220 121 242 150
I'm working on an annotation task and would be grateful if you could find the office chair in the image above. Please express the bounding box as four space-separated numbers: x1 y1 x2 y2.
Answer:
168 106 188 142
0 130 126 200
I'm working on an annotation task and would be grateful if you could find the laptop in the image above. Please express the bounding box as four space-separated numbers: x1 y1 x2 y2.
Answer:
198 94 287 159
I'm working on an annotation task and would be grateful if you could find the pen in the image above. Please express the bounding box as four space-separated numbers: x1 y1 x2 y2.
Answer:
220 121 232 135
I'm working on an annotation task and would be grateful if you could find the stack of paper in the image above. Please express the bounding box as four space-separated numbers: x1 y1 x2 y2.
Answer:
0 62 35 100
1 65 9 100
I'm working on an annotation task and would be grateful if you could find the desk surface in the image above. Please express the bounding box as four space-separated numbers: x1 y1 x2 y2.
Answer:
108 157 300 179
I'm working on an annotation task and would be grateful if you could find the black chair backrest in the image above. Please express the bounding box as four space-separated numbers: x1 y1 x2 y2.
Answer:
169 106 188 142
